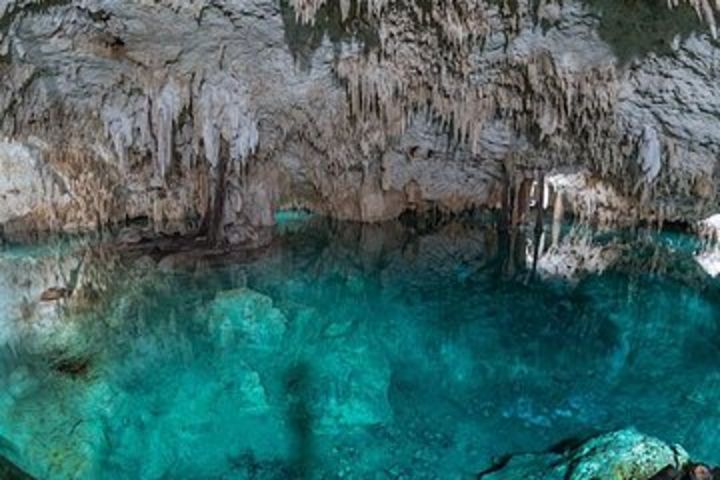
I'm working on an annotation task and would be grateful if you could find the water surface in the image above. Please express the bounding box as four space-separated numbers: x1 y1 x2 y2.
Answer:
0 216 719 479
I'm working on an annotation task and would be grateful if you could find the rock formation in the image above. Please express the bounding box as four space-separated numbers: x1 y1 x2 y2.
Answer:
0 0 718 243
477 429 689 480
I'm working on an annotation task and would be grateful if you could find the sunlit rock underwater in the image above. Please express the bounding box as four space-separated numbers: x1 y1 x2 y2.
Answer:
0 215 718 479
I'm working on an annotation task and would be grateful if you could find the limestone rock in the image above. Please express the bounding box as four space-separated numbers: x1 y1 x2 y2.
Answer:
210 288 287 347
479 429 689 480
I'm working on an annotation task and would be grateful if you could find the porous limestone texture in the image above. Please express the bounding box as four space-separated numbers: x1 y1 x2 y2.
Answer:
478 429 689 480
0 0 719 241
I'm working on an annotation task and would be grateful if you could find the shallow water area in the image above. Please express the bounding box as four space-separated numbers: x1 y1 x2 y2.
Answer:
1 216 720 479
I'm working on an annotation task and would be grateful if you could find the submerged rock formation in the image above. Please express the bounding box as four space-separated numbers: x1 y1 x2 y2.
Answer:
0 453 34 480
478 429 689 480
0 0 719 243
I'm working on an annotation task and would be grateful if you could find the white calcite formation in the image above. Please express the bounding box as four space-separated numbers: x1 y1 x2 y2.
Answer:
638 125 662 186
0 140 53 225
535 230 622 282
698 214 720 242
545 171 633 226
694 214 720 276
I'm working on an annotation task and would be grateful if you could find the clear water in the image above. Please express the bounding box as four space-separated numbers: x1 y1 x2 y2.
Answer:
1 216 719 479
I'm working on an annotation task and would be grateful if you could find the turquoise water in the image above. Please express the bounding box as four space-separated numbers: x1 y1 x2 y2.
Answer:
0 217 719 479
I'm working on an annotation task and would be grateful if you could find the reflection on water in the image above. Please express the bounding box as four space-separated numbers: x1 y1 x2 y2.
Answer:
0 216 719 479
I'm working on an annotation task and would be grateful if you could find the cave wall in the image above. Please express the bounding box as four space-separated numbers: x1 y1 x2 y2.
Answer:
0 0 719 243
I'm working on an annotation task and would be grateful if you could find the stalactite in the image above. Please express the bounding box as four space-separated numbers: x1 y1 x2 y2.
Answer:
511 176 522 227
152 79 185 180
194 71 258 174
546 171 633 226
96 68 259 242
336 4 616 176
289 0 393 24
2 0 716 240
551 189 564 246
193 71 258 243
669 0 720 38
101 70 258 182
102 107 132 173
534 171 545 235
288 0 720 37
319 0 709 225
637 125 662 186
698 214 720 243
695 214 720 276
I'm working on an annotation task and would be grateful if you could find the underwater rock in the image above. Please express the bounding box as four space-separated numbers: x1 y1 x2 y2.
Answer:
311 348 392 432
51 356 91 379
39 287 71 302
0 453 34 480
478 429 689 480
210 288 287 347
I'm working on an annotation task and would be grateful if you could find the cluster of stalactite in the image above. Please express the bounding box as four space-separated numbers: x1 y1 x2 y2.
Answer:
1 3 260 244
672 0 720 37
100 71 258 184
101 70 259 243
289 0 391 24
315 0 716 225
335 1 618 167
0 0 717 242
1 67 260 243
289 0 720 34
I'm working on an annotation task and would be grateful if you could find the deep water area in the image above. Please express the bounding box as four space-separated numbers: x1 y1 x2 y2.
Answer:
1 215 720 479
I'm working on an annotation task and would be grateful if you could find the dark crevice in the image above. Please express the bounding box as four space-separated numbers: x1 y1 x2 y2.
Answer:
0 453 35 480
206 143 230 246
0 0 72 36
582 0 703 64
279 0 380 71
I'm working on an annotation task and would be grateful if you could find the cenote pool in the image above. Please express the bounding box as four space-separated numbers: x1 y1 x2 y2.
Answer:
1 215 719 479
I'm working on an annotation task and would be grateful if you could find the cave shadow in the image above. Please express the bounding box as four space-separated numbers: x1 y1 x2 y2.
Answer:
284 361 315 479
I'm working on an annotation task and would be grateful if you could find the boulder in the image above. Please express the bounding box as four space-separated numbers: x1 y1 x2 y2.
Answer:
210 288 287 347
479 429 689 480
